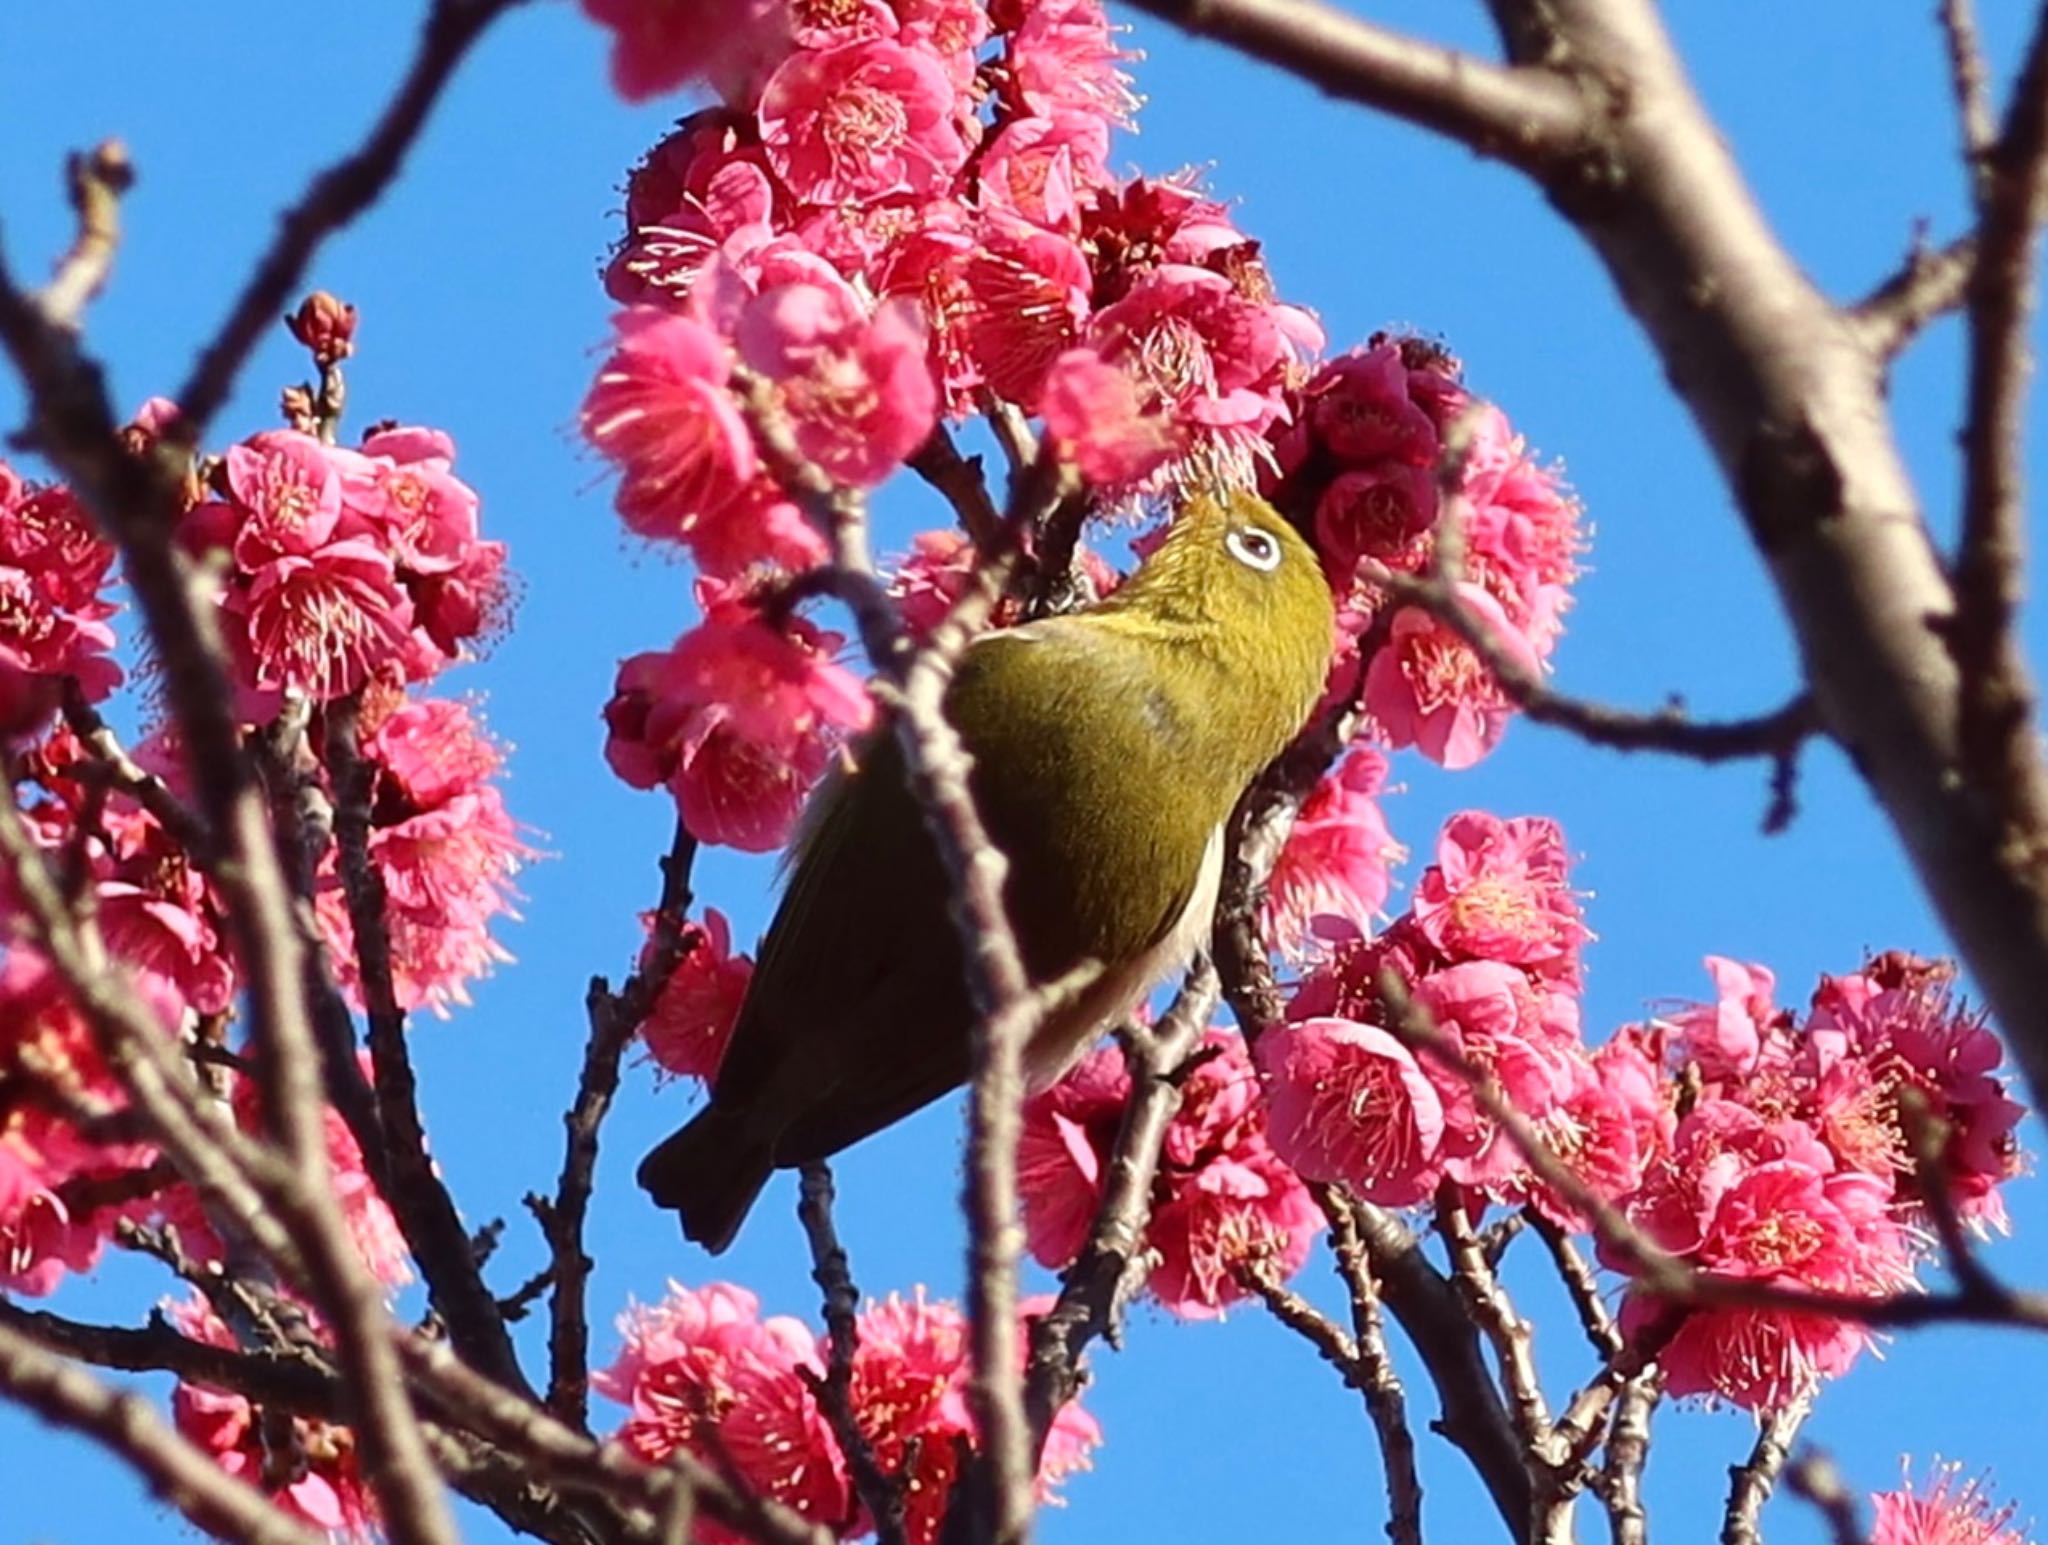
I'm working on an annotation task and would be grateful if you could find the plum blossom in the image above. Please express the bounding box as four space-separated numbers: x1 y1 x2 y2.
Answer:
638 908 754 1082
1871 1465 2034 1545
316 697 529 1018
583 307 760 549
737 284 939 487
1259 747 1401 955
1004 0 1140 128
605 583 872 852
1412 810 1589 986
1037 347 1179 487
579 0 794 105
0 952 169 1296
1362 592 1537 770
0 467 122 739
759 39 969 206
1256 1017 1445 1205
1022 1028 1320 1318
975 112 1111 234
848 1292 1100 1543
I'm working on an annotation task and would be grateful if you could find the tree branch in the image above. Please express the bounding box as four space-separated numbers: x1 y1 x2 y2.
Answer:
1120 0 1586 171
542 821 698 1429
1720 1396 1813 1545
1846 232 1976 363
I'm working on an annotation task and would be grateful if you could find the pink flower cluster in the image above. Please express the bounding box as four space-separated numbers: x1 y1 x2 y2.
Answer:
597 1279 1098 1543
637 907 755 1081
168 1295 380 1542
1019 1027 1322 1318
1263 810 1609 1213
605 580 873 852
314 697 530 1018
175 427 506 716
1259 747 1402 956
1595 951 2023 1409
0 463 121 740
1268 338 1583 769
0 951 169 1296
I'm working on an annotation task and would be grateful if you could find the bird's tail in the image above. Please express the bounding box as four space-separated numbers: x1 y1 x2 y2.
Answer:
637 1106 774 1255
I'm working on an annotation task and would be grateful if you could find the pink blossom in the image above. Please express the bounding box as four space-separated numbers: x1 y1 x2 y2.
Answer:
0 467 122 738
1038 347 1179 486
1509 1032 1668 1231
224 429 343 566
638 908 754 1082
1019 1045 1135 1269
169 1297 380 1541
1411 810 1589 985
339 426 484 578
605 111 782 306
1871 1464 2034 1545
1314 462 1438 584
684 477 831 580
605 587 871 852
1148 1029 1323 1318
583 307 759 546
1296 344 1440 466
893 0 992 84
1414 960 1581 1189
848 1291 1099 1543
976 113 1112 234
1808 959 2026 1233
1362 591 1538 770
1004 0 1139 129
1256 1016 1445 1205
579 0 794 105
958 219 1093 405
737 284 938 487
790 0 899 48
759 39 968 206
1260 747 1402 954
230 538 413 703
316 698 528 1018
1667 956 1784 1083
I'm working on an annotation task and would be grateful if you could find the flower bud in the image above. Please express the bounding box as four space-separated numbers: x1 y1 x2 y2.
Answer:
285 291 358 368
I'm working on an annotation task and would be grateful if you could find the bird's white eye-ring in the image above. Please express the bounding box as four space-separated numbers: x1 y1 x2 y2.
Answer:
1226 525 1283 572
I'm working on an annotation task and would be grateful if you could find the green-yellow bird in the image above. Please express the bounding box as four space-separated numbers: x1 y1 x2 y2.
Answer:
639 488 1336 1251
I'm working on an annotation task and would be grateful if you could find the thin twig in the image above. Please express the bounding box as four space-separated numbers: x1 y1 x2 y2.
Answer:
58 681 215 860
326 695 533 1397
545 821 698 1428
1938 0 1997 180
907 424 1003 552
1316 1186 1424 1545
42 141 134 329
1438 1188 1550 1443
798 1163 907 1545
1598 1370 1660 1545
1531 1210 1622 1358
1721 1395 1814 1545
1847 232 1977 362
1786 1451 1869 1545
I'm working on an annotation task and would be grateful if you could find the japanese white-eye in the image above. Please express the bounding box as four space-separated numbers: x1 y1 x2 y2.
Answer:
639 488 1336 1251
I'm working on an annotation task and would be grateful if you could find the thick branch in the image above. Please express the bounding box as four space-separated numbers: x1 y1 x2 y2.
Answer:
1720 1396 1812 1545
1120 0 1585 170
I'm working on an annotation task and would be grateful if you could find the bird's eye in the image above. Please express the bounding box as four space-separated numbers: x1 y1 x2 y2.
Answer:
1226 526 1283 572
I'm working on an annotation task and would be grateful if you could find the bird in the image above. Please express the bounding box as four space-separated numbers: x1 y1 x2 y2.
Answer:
638 487 1337 1251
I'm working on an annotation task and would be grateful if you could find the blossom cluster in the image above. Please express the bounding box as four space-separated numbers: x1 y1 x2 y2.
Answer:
597 1279 1099 1544
0 464 121 741
1267 337 1584 770
1870 1464 2035 1545
1019 1026 1323 1318
1608 950 2023 1408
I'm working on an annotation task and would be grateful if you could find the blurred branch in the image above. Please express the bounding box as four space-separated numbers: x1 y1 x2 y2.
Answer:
539 820 698 1429
172 0 530 436
907 424 1003 552
1951 7 2048 819
41 140 134 333
0 1315 326 1545
1938 0 1997 179
1847 232 1976 364
1786 1450 1869 1545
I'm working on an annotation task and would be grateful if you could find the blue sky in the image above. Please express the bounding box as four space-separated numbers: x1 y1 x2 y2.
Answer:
2 2 2045 1542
